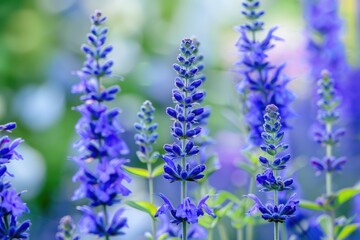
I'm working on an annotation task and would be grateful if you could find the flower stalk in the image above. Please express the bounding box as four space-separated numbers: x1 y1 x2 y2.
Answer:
71 10 130 238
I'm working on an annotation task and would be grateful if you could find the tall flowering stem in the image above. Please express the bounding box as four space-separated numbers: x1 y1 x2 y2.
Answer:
134 100 159 239
0 122 31 239
247 105 298 240
71 11 131 239
311 70 346 240
236 0 294 146
236 1 294 239
155 38 215 240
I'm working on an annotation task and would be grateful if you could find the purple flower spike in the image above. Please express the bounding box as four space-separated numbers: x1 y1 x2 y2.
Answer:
236 0 294 145
71 11 130 238
0 122 30 239
312 71 346 174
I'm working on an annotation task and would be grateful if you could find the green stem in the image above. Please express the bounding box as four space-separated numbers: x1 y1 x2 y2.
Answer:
182 221 187 240
274 222 279 240
274 168 279 240
237 227 244 240
218 222 228 240
246 177 255 240
103 205 110 240
181 140 187 240
147 163 156 240
208 228 213 240
325 123 335 240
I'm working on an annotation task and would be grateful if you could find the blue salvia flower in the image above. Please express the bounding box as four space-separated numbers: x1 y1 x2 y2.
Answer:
133 100 159 240
155 194 215 225
56 216 79 240
236 0 294 145
311 70 346 174
247 105 298 237
155 38 215 237
303 0 348 82
162 38 207 184
134 100 159 164
0 122 31 239
247 193 298 223
156 215 207 239
71 10 131 237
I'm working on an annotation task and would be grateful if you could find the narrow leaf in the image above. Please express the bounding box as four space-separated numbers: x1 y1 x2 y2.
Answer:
299 200 325 211
123 166 149 178
151 164 164 178
126 200 157 218
337 223 358 240
334 188 360 208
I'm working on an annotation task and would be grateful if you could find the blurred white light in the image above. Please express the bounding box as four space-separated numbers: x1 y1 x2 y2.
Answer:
6 143 46 199
13 83 65 131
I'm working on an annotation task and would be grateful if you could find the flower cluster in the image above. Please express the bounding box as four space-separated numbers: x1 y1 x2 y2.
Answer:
134 100 159 164
311 70 346 174
0 122 30 239
71 10 131 237
162 38 207 183
155 194 215 225
303 0 348 82
156 38 215 236
56 216 79 240
247 194 298 223
247 105 298 224
236 0 294 145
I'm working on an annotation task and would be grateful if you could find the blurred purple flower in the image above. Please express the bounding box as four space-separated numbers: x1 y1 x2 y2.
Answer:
236 0 294 145
303 0 348 82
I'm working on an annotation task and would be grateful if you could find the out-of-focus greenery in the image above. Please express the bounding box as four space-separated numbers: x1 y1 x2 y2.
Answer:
0 0 359 239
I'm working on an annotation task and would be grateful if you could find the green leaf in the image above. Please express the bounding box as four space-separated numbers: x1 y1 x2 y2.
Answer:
149 151 160 164
334 187 360 208
215 202 233 218
317 214 332 236
126 200 157 218
151 164 164 178
123 166 149 178
212 191 241 205
299 199 325 211
144 232 153 240
158 233 169 240
337 223 358 240
136 151 148 163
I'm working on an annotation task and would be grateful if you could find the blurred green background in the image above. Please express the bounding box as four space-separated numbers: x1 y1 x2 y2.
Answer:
0 0 359 239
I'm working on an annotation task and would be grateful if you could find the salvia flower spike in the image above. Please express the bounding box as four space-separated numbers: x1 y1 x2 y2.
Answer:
311 70 346 175
311 70 346 240
71 10 131 238
236 0 294 145
0 122 31 239
155 38 215 240
134 100 159 239
247 105 298 240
